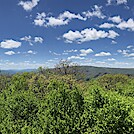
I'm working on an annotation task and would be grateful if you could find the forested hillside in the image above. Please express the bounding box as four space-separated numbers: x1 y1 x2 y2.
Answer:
1 66 134 79
0 65 134 133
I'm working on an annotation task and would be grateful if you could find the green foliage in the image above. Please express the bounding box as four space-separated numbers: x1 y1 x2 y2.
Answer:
0 91 41 134
97 74 129 90
9 72 32 91
91 89 134 133
39 82 84 134
0 72 134 133
0 74 11 92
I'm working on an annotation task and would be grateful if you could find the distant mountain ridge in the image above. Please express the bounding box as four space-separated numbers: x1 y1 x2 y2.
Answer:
77 66 134 80
1 66 134 79
0 69 36 74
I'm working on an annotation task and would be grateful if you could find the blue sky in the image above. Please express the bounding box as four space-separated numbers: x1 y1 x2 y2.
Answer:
0 0 134 69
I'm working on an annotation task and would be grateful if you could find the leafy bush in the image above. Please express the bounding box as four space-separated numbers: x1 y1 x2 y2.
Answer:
97 74 129 90
0 91 41 134
0 73 134 133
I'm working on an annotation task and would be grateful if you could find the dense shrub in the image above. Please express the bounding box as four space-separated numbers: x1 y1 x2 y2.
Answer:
0 91 41 133
0 73 134 133
97 74 129 90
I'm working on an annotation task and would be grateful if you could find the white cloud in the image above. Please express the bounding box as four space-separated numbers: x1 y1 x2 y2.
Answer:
20 36 32 42
34 37 43 43
108 30 119 39
53 52 61 56
117 49 130 57
107 58 116 61
117 46 134 58
47 17 69 27
117 0 127 4
126 53 134 57
99 18 134 32
4 51 15 55
107 0 128 5
27 50 37 54
122 50 130 54
34 6 105 27
20 35 34 46
96 61 106 64
33 12 47 27
111 40 117 44
34 13 46 26
0 61 46 70
80 48 94 56
117 18 134 31
108 16 122 23
83 5 106 19
68 55 85 60
117 49 122 53
95 52 111 56
49 51 61 56
99 23 115 28
63 28 119 43
0 39 21 49
114 61 130 67
59 11 86 21
64 49 78 53
34 11 86 27
20 36 43 45
18 0 40 11
63 30 83 43
127 45 133 49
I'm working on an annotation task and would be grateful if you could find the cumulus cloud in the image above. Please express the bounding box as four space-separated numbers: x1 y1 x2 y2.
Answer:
27 50 37 54
118 46 134 57
108 16 122 23
64 49 78 53
108 30 119 38
0 39 21 49
34 12 46 26
95 52 111 56
63 28 119 43
99 17 134 32
107 0 128 5
18 0 40 11
117 49 129 54
82 5 106 19
107 58 116 61
126 53 134 57
34 5 105 27
47 17 69 27
4 51 15 55
127 45 133 49
20 36 32 45
99 23 115 28
63 30 83 43
20 36 43 45
68 55 85 60
34 11 86 27
116 0 128 4
59 11 86 21
34 37 44 43
80 48 94 56
117 18 134 31
117 49 133 57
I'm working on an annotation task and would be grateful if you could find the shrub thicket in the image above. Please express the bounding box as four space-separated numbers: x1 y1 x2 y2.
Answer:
0 73 134 133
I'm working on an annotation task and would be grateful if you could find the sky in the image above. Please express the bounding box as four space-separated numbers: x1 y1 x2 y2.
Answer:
0 0 134 70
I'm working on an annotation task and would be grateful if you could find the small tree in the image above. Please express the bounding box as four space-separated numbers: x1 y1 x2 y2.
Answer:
55 59 71 75
55 59 81 76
